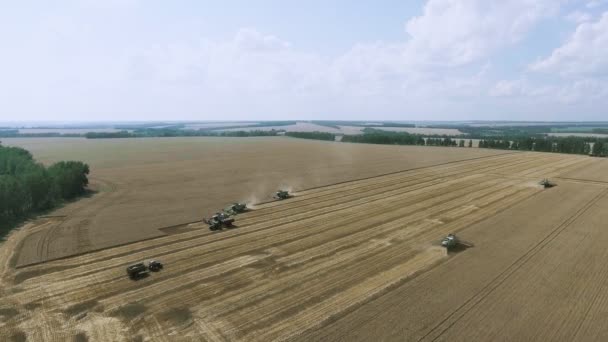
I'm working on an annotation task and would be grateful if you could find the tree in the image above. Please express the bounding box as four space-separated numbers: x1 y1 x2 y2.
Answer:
48 161 90 199
592 141 605 157
468 140 473 148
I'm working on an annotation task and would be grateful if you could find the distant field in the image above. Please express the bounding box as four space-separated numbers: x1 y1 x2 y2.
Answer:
547 132 608 138
17 128 123 134
550 126 608 133
370 126 463 135
182 122 259 129
220 122 345 133
219 123 463 136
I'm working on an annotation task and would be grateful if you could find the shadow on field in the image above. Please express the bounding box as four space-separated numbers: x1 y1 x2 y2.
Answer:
110 302 147 321
448 242 475 254
129 273 150 281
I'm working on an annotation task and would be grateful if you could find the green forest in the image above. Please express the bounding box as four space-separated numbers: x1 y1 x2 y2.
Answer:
0 143 90 237
285 131 336 141
478 136 608 156
84 129 281 138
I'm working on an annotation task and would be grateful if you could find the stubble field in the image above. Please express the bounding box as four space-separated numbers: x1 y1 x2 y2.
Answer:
0 137 607 341
1 137 507 266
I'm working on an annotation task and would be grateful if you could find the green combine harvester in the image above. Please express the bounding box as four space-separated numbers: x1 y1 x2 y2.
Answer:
441 234 459 250
204 212 235 231
539 179 555 188
224 202 248 215
126 260 163 279
274 190 290 200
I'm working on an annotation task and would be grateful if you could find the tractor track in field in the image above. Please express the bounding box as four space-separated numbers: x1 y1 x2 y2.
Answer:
13 155 542 268
418 186 608 342
1 150 602 342
14 177 505 303
16 152 542 278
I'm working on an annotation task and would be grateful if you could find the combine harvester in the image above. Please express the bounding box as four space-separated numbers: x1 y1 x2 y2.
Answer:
539 178 556 188
274 190 290 200
224 202 248 215
126 260 163 279
204 212 235 231
440 233 473 252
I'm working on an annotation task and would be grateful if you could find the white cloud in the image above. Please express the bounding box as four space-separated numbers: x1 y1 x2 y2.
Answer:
233 28 291 51
566 10 593 23
489 79 527 97
531 12 608 76
404 0 562 66
3 0 605 121
127 29 320 90
489 77 608 106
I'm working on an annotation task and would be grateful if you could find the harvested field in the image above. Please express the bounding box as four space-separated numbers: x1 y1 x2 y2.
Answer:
370 127 463 135
559 158 608 183
0 142 606 341
219 122 344 133
1 137 508 265
219 124 463 136
182 122 259 129
16 128 123 134
547 132 608 138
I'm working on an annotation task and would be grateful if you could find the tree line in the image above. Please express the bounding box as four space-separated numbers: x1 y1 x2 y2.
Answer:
426 124 608 138
342 131 426 145
0 143 90 237
341 130 475 147
285 131 336 141
84 129 281 139
478 136 608 156
0 130 81 138
280 128 608 158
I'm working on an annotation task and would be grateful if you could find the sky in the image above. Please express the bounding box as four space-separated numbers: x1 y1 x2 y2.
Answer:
1 0 608 122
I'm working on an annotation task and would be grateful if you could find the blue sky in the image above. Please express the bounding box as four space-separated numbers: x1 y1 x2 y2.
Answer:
1 0 608 121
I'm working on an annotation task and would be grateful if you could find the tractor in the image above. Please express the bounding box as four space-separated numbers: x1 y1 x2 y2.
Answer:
540 179 555 188
274 190 290 200
204 212 235 231
148 260 163 272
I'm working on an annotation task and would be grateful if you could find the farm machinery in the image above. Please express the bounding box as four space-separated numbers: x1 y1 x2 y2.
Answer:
126 263 148 279
224 202 248 215
441 234 460 250
126 260 163 279
148 260 163 272
274 190 290 200
440 233 472 251
204 212 235 231
539 179 555 188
